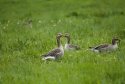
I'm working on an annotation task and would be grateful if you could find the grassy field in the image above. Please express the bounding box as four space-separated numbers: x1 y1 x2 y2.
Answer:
0 0 125 84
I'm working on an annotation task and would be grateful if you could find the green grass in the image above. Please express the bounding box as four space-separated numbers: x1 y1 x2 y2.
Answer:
0 0 125 84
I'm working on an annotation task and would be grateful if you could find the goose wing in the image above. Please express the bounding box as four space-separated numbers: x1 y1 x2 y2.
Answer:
42 48 61 57
94 44 109 50
69 44 80 50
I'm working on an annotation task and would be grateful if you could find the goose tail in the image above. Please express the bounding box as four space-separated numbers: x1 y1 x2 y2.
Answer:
41 54 46 60
41 55 56 60
42 57 46 60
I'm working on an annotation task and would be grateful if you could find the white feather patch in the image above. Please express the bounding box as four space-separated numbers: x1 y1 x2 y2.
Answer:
42 56 55 60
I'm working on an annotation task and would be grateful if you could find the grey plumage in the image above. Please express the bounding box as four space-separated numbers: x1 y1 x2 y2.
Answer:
42 33 64 60
42 48 63 59
64 33 80 50
89 38 120 53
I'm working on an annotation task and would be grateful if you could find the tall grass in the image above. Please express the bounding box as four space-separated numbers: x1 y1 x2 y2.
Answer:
0 0 125 84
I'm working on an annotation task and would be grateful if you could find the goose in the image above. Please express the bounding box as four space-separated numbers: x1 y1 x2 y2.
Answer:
64 33 80 50
42 33 64 60
89 38 120 53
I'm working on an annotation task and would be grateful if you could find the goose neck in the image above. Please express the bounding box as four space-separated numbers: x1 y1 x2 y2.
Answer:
57 37 61 47
67 37 70 44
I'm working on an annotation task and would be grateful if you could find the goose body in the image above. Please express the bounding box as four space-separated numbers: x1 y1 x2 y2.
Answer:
42 45 64 60
64 33 80 50
65 43 80 50
42 33 64 60
89 38 120 53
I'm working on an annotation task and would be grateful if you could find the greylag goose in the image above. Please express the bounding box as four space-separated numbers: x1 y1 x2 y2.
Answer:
42 33 64 60
89 38 120 53
64 33 80 50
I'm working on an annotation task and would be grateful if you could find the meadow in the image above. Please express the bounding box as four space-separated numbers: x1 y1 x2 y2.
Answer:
0 0 125 84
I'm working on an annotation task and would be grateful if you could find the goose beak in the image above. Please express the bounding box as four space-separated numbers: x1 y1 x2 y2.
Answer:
64 35 69 37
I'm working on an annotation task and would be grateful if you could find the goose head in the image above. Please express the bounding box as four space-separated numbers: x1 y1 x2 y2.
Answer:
112 38 120 45
64 33 70 44
64 33 70 38
56 33 63 39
